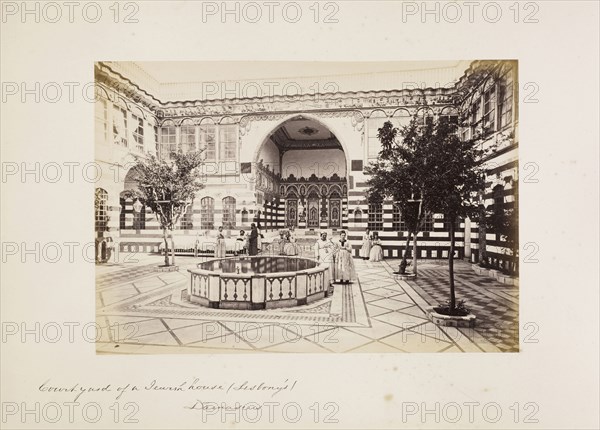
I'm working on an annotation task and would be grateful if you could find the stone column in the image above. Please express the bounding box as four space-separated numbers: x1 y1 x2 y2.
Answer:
320 196 328 230
298 198 306 230
464 217 472 260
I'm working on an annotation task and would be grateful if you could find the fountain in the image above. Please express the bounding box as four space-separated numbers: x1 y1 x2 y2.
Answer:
187 256 331 310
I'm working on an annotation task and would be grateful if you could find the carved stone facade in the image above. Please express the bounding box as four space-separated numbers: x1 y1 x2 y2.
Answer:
94 61 518 266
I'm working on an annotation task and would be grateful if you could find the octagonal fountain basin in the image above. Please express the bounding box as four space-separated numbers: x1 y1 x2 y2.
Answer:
188 256 331 310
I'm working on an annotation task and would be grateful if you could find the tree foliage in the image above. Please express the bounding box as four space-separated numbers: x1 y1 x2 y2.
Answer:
365 111 438 272
365 104 492 312
123 151 205 266
422 117 487 222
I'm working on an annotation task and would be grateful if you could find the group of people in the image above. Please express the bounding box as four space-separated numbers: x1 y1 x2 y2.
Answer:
233 223 265 256
274 229 301 256
212 224 305 257
314 230 357 284
212 226 384 285
316 228 384 284
211 223 264 258
359 228 384 262
238 227 303 256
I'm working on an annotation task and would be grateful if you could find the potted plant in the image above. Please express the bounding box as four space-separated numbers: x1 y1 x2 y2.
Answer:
426 300 476 328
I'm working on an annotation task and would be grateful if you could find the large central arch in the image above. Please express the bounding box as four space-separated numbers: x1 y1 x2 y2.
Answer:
252 113 351 172
253 114 349 231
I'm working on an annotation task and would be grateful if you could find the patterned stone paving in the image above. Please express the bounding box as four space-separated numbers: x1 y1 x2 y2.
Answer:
95 253 519 354
384 259 519 352
96 263 161 290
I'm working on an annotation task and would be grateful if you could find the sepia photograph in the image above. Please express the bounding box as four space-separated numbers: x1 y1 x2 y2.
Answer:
94 60 519 354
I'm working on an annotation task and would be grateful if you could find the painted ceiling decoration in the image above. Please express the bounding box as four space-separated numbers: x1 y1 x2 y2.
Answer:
268 119 342 151
298 126 319 137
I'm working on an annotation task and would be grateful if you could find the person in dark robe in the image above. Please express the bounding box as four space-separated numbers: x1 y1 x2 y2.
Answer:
256 221 263 252
248 223 259 256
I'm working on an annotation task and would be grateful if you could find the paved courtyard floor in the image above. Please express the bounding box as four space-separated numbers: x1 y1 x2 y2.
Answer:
96 253 519 354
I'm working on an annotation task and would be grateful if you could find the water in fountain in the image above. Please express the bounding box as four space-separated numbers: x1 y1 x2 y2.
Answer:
198 256 319 274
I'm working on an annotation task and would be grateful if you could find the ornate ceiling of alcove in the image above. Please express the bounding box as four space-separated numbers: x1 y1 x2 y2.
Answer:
269 117 342 151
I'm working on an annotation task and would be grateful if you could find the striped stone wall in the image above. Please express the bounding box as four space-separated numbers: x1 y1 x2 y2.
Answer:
469 147 519 271
95 61 518 266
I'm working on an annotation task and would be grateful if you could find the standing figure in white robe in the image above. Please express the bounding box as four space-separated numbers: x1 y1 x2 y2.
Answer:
369 233 384 262
334 231 357 283
359 228 372 260
215 226 227 258
314 231 335 278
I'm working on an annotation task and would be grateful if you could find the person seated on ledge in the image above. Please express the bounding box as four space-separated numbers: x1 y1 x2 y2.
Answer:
283 230 300 256
276 230 287 255
235 230 247 256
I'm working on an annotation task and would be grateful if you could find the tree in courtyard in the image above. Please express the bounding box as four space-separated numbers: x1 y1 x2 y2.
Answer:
123 151 205 267
421 115 489 313
365 116 435 276
366 107 490 314
367 61 516 314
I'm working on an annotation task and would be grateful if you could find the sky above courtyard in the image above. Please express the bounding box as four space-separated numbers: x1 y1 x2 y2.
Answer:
107 60 474 101
134 60 470 83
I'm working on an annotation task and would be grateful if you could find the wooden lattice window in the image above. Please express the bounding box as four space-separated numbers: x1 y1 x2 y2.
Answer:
200 197 214 230
222 196 236 229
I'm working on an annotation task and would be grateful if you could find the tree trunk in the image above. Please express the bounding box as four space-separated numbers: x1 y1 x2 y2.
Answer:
449 216 456 312
169 229 176 266
512 243 519 276
170 203 176 266
478 202 487 265
162 228 169 266
398 231 412 274
412 229 418 277
413 199 423 277
401 232 411 266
